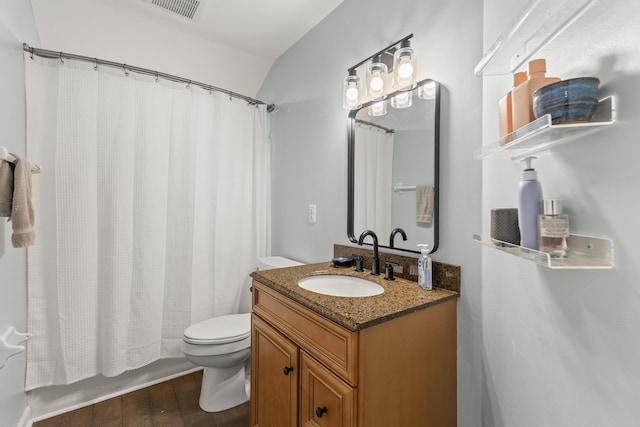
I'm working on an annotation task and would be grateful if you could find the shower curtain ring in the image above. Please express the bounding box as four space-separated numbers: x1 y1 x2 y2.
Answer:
155 72 159 83
186 80 191 89
94 58 98 71
208 85 212 95
29 47 34 60
59 52 64 65
123 64 129 76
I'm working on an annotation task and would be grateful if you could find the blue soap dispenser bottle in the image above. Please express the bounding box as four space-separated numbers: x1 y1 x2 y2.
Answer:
417 244 432 290
518 156 543 250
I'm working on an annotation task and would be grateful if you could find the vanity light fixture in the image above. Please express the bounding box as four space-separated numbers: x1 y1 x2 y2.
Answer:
418 80 437 100
368 100 387 117
390 90 412 109
366 55 388 100
343 69 361 109
393 39 417 89
342 33 415 112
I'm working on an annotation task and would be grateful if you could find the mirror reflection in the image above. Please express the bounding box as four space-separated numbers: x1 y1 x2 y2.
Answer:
348 79 440 254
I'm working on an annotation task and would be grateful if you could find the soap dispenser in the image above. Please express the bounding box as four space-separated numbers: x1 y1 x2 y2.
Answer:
518 157 543 250
417 244 432 290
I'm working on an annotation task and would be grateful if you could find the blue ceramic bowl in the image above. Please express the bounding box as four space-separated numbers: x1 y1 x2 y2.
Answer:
533 77 600 124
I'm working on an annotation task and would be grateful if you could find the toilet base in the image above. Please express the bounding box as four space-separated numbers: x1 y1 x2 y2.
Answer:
199 365 249 413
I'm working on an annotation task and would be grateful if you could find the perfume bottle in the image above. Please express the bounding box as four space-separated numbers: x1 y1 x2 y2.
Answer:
538 200 570 257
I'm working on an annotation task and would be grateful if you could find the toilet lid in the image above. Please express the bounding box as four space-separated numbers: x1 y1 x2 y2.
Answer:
184 313 251 345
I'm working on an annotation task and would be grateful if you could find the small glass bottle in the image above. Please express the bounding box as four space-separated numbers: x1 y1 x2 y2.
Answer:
538 200 570 257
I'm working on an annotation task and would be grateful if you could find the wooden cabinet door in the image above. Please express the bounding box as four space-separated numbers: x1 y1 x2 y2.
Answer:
251 314 299 427
300 351 356 427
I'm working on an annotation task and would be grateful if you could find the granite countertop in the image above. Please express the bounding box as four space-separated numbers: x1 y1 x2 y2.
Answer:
251 262 460 332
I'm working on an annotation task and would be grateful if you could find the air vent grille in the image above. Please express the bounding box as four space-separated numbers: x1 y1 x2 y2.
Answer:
150 0 201 20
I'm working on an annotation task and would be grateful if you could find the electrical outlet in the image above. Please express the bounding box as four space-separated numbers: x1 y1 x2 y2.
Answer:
308 204 317 224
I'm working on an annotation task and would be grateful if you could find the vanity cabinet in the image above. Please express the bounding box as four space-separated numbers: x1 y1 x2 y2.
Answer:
252 315 299 427
251 280 457 427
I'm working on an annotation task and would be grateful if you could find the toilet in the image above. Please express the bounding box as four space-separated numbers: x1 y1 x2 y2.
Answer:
182 256 303 412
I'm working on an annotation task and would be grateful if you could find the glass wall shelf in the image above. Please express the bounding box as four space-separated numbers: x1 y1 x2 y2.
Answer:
474 0 597 76
473 234 614 269
474 96 615 161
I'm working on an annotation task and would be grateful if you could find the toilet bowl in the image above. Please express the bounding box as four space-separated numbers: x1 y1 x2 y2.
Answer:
182 256 303 412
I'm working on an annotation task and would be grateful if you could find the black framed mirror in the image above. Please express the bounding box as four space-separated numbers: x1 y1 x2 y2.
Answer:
347 79 440 254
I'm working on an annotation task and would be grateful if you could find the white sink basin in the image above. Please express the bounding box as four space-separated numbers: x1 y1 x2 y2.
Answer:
298 275 384 297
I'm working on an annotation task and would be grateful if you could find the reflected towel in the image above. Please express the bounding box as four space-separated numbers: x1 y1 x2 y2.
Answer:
416 184 433 224
0 160 13 216
8 154 35 248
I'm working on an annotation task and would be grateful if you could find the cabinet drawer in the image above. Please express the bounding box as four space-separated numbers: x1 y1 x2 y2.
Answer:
253 281 358 385
300 351 356 427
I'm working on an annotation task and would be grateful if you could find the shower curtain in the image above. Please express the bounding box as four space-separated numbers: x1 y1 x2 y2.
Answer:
23 55 271 390
353 122 394 240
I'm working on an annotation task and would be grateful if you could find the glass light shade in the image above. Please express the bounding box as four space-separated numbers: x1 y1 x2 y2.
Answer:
368 100 387 117
366 59 388 100
418 81 436 100
390 90 413 109
343 71 361 110
393 46 416 89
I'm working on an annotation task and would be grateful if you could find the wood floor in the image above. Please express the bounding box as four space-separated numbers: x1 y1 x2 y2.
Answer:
33 370 250 427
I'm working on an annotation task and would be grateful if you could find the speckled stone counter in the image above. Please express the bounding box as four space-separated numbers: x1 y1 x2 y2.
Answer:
250 262 459 331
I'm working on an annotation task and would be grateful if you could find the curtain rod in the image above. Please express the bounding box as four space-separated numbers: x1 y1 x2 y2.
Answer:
355 119 395 134
23 43 275 113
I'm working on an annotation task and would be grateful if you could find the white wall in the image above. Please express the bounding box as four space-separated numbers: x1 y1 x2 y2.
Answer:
257 0 484 424
481 0 640 425
0 2 40 426
29 0 274 98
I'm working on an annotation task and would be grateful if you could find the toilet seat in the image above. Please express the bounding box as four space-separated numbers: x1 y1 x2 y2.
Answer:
184 313 251 345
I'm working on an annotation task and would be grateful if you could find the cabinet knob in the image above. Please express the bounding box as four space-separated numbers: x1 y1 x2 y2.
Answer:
315 406 328 418
283 366 294 375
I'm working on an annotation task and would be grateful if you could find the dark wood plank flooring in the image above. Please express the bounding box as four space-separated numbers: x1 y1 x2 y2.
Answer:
33 370 250 427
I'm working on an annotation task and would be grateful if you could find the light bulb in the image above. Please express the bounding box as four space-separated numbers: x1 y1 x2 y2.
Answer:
345 86 359 101
343 70 361 110
397 59 414 79
370 74 384 92
393 41 416 89
366 58 387 99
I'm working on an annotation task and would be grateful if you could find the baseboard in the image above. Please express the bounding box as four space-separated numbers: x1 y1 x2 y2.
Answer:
17 406 31 427
30 367 202 424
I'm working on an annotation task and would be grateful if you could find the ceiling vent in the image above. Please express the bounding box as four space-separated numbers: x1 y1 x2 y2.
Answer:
143 0 203 21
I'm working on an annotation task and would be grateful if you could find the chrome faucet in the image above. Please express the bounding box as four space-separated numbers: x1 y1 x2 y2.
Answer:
358 230 380 276
389 227 407 248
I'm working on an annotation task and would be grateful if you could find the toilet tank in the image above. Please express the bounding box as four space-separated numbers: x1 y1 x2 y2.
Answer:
257 256 304 270
239 256 304 313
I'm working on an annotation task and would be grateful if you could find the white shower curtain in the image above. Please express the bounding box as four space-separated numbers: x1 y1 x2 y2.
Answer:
353 122 394 240
24 55 271 390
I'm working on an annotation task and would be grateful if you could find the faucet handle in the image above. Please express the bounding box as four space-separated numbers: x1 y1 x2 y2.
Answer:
384 262 399 281
352 254 364 272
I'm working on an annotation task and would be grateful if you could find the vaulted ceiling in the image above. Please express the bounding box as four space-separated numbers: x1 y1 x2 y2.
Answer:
93 0 343 60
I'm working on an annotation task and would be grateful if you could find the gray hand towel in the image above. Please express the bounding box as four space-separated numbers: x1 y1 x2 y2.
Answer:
8 154 35 248
0 160 13 217
416 184 433 224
